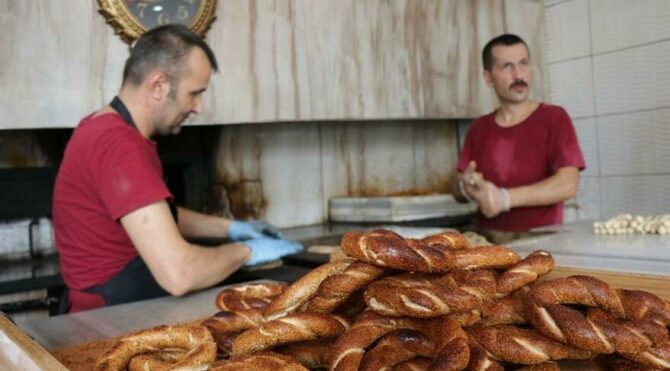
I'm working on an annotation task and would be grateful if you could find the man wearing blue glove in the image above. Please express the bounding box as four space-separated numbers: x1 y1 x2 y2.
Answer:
52 25 302 313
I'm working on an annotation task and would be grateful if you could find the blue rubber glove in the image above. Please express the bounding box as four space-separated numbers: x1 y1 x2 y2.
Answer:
244 238 303 266
228 220 284 241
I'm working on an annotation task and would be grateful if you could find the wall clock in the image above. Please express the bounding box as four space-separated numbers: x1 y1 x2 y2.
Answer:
98 0 217 44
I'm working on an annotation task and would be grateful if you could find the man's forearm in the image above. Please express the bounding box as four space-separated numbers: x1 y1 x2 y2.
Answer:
508 167 579 209
177 207 232 239
169 242 251 295
122 202 249 296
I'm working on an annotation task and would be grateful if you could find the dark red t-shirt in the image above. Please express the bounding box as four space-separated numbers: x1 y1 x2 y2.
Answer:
457 103 585 232
53 113 172 311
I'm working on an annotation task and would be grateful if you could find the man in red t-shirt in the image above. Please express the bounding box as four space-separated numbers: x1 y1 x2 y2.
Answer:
453 34 585 232
53 25 302 313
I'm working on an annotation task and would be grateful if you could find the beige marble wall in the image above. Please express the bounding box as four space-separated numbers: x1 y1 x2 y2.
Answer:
0 0 546 228
0 0 545 129
214 120 459 227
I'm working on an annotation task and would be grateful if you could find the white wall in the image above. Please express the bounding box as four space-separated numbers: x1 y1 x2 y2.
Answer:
544 0 670 220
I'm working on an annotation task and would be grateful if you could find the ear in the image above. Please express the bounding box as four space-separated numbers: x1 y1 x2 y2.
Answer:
145 70 171 101
483 70 493 87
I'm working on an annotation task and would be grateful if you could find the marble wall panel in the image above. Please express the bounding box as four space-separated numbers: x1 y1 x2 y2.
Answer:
590 0 670 55
548 58 595 119
411 122 459 193
214 120 458 226
593 40 670 116
0 0 546 129
544 0 591 63
597 109 670 177
321 122 411 198
544 0 569 7
0 1 113 128
214 122 323 226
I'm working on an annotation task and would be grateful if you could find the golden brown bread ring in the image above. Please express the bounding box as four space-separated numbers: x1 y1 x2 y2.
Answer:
210 351 308 371
448 309 483 327
496 250 554 295
231 313 349 356
451 245 521 270
526 275 669 354
528 275 670 323
526 303 663 354
599 354 666 371
275 340 334 369
393 357 433 371
587 308 669 348
341 230 456 272
127 348 186 371
330 313 428 371
364 270 495 318
465 337 505 371
358 329 435 371
210 329 238 358
330 313 467 371
421 231 471 250
215 282 287 311
304 261 388 314
202 309 265 335
467 324 592 365
514 362 560 371
620 338 670 369
342 230 520 272
95 324 216 371
264 259 355 320
481 289 529 326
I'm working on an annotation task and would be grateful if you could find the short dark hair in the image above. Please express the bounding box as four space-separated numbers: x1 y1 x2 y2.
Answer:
482 34 529 71
122 24 218 87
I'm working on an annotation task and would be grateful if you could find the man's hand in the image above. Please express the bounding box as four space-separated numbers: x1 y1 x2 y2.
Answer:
457 161 484 202
229 220 283 240
470 180 511 218
243 238 303 266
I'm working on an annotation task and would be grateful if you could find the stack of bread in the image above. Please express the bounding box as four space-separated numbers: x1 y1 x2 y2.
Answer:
94 229 670 370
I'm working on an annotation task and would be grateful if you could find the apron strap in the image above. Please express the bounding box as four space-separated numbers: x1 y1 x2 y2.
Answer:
85 256 169 307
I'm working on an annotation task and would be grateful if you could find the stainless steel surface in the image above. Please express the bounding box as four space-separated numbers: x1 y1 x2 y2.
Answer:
16 280 274 350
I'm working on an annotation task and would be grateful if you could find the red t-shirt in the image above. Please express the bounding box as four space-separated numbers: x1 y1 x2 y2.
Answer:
457 103 585 232
53 113 172 311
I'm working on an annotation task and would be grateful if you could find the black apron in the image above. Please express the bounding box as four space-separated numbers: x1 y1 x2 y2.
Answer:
61 97 178 312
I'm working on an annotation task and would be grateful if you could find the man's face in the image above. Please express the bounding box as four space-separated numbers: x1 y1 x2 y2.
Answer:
156 48 212 136
483 43 532 104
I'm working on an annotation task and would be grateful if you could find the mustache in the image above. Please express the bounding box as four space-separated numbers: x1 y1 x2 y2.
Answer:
510 80 528 90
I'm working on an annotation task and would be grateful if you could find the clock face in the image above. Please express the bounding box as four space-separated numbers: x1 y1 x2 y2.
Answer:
122 0 204 29
98 0 217 44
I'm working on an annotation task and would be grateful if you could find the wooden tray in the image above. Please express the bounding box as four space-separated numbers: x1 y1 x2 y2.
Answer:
543 266 670 301
0 314 66 370
1 271 667 369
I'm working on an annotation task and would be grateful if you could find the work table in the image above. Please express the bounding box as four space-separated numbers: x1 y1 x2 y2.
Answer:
15 276 309 351
510 220 670 276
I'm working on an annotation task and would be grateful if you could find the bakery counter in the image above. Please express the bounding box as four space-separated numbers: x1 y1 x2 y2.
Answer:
15 270 309 351
509 220 670 276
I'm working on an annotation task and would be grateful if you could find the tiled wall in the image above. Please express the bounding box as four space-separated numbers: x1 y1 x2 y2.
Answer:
544 0 670 220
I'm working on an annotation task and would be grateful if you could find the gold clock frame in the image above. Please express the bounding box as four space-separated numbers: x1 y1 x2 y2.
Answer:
97 0 217 44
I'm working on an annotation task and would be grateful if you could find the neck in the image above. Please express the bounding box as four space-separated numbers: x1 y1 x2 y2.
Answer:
495 99 539 127
117 88 154 139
